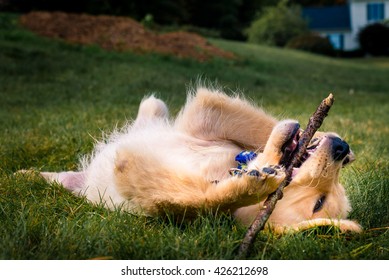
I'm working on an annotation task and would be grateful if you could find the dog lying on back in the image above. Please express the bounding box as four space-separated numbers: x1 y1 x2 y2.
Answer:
39 87 361 233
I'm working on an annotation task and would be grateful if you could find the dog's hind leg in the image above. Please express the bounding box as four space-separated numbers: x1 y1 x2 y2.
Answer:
133 95 169 128
40 171 85 192
175 88 278 150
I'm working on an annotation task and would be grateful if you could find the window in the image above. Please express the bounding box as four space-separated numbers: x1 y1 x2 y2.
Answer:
327 34 344 50
367 3 385 22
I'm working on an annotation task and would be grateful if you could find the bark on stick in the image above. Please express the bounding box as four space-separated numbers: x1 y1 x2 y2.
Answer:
237 94 335 258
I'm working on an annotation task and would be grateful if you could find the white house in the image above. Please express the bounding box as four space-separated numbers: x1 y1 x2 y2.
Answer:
302 0 389 51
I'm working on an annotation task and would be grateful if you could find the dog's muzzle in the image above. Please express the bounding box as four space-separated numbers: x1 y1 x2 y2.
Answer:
330 136 350 161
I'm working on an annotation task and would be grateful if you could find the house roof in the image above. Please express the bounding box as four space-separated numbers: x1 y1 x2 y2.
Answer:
302 5 351 31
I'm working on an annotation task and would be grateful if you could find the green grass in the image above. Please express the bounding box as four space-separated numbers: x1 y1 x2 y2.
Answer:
1 13 388 259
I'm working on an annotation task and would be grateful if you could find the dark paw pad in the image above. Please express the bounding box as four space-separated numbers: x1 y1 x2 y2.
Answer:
229 168 245 177
247 169 260 177
262 167 277 175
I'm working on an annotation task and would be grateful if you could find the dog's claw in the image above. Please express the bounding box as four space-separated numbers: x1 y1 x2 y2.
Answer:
271 165 283 170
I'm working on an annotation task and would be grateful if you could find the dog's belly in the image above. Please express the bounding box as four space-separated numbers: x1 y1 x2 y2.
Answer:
80 123 241 209
181 139 240 181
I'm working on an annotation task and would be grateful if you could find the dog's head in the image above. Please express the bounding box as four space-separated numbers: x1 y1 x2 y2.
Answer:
237 120 362 233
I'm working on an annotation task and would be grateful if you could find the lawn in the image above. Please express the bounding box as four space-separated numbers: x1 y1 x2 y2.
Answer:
0 13 388 259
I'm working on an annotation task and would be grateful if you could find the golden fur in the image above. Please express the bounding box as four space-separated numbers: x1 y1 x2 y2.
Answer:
39 87 361 233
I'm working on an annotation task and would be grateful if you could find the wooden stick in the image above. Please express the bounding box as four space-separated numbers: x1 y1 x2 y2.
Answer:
237 93 335 258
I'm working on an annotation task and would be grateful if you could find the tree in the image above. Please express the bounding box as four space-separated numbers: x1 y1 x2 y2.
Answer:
358 23 389 56
286 33 335 56
246 0 308 46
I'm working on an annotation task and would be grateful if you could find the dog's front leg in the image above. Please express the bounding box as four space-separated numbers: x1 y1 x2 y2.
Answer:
153 166 285 218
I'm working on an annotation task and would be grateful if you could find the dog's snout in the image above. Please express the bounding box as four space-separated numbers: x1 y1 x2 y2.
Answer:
331 137 350 161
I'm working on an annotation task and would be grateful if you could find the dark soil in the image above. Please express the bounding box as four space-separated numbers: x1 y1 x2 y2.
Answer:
20 11 235 61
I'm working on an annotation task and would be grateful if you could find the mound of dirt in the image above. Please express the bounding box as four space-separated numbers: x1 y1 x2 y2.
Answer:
20 11 235 61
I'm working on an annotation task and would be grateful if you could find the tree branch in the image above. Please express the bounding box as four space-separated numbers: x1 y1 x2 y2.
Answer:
237 93 335 258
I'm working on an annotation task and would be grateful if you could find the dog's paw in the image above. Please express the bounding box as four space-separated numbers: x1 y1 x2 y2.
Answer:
261 165 284 176
230 165 283 177
243 165 285 195
14 169 61 185
247 165 284 179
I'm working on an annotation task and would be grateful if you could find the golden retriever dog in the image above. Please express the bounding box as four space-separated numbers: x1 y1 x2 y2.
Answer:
38 87 361 233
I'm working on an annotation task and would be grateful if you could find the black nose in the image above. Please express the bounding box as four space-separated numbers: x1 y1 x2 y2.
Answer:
331 137 350 161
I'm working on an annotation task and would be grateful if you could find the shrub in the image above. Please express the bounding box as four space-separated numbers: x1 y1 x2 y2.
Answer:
358 23 389 56
141 14 155 29
246 0 308 47
286 33 336 56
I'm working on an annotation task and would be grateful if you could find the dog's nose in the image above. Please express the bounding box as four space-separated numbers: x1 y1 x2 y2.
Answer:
331 137 350 161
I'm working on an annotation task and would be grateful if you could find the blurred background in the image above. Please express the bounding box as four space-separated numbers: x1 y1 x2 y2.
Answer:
1 0 389 57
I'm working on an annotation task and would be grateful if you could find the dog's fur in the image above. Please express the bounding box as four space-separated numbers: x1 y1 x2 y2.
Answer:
39 87 361 233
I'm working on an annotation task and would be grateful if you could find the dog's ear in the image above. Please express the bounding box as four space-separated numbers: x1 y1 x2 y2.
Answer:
274 218 362 234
